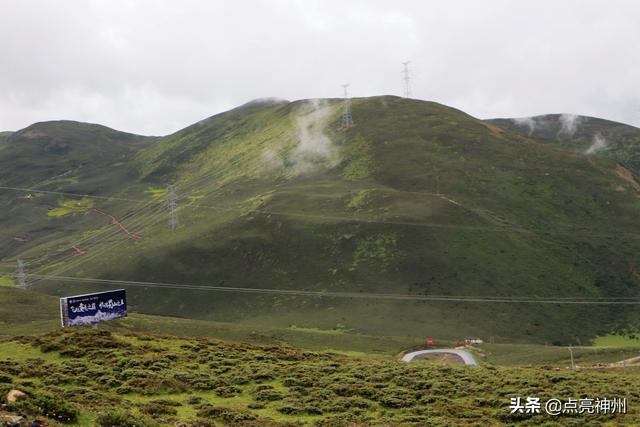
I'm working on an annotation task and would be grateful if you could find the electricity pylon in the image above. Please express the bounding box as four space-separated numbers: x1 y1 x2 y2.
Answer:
167 184 178 231
341 84 354 129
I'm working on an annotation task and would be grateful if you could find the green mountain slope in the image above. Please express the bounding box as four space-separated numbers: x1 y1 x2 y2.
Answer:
0 120 154 187
2 97 640 345
487 114 640 176
0 121 156 260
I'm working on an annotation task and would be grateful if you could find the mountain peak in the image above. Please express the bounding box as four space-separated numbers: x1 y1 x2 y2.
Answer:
242 97 290 107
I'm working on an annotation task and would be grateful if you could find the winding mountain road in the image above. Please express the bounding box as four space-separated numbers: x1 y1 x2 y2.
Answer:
401 349 478 366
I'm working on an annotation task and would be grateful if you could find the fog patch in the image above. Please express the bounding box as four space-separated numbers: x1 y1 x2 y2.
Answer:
512 117 537 136
585 133 609 154
289 99 339 174
259 99 339 175
557 114 583 138
244 97 289 107
260 147 286 172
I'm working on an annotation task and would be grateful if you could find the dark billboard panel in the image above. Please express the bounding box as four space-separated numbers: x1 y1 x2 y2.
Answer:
60 289 127 327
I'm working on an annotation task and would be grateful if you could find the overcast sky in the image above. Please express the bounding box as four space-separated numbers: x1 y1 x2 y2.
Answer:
2 0 640 135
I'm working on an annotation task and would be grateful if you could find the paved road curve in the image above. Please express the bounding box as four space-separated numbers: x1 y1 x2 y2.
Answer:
401 349 478 366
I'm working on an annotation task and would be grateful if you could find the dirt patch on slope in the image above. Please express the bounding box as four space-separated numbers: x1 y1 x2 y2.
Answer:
615 164 640 193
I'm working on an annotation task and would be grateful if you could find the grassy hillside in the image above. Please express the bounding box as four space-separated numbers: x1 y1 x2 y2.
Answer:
487 114 640 176
2 97 640 346
0 131 12 142
0 287 423 354
0 121 157 263
3 287 640 365
0 120 154 188
1 328 640 426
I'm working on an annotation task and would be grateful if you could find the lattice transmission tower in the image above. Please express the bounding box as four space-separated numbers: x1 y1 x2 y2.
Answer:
402 61 411 98
167 184 178 231
17 259 26 289
340 83 354 129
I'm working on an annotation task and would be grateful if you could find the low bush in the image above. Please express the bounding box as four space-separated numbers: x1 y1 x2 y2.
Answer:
139 402 178 416
97 410 158 427
11 393 79 423
214 385 242 397
196 405 258 422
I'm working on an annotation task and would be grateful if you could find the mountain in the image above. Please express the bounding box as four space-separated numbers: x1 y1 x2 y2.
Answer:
487 114 640 176
0 120 155 187
1 97 640 345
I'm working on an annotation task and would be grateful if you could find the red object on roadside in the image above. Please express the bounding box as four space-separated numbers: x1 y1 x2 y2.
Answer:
426 337 434 346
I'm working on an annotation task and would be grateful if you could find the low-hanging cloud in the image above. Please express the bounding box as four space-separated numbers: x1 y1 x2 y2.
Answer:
512 117 537 136
557 114 583 138
585 133 609 154
259 99 339 176
289 99 340 174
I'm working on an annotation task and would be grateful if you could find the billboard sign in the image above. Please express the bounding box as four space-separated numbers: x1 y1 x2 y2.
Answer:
60 289 127 327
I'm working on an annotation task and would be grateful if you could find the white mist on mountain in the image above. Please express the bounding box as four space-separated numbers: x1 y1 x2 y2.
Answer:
258 99 339 175
586 133 609 154
245 98 289 107
289 99 339 174
512 117 537 136
557 114 583 138
260 147 287 172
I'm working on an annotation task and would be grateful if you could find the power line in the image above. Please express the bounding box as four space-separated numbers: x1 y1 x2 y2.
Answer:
34 208 166 280
0 185 149 204
11 273 640 305
20 204 165 283
28 202 163 275
2 178 638 279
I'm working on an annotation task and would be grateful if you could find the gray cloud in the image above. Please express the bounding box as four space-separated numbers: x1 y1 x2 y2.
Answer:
1 0 640 135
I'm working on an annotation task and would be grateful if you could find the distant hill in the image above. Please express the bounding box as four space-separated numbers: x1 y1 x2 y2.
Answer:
487 114 640 176
1 97 640 345
0 120 155 187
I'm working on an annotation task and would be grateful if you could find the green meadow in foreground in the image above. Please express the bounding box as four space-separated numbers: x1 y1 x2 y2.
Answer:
1 328 640 426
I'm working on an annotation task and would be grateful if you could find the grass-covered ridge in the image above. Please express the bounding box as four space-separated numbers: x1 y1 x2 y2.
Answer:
1 96 640 346
486 114 640 176
1 328 640 426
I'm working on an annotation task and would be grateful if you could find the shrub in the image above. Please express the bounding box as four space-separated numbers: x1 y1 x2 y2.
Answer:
252 388 285 401
97 410 157 427
196 405 257 422
12 393 79 423
115 385 134 395
40 342 63 353
276 405 301 415
139 402 178 416
378 395 413 409
149 399 182 406
131 377 189 395
215 385 242 397
186 395 204 405
248 402 265 409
